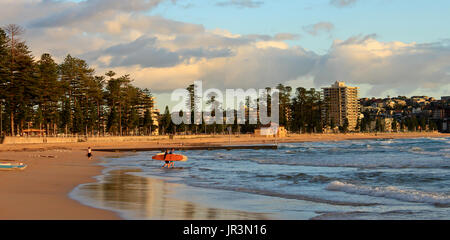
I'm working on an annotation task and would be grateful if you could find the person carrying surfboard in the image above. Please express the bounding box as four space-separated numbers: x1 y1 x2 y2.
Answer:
162 149 174 168
169 148 175 168
153 150 187 167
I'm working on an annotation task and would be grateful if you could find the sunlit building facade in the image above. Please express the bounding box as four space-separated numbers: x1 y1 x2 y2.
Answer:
322 81 360 130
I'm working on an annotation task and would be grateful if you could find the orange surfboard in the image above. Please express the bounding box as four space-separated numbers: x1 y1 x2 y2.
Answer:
152 153 188 162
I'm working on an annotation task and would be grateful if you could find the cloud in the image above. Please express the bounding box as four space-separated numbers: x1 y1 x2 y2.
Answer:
29 0 169 28
215 0 264 8
303 22 335 36
84 36 234 68
99 34 450 97
245 33 300 41
274 33 301 41
0 0 448 99
330 0 358 8
313 35 450 96
199 45 318 90
103 15 205 36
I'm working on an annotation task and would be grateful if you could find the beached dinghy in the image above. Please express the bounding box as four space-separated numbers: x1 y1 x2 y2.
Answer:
0 162 27 171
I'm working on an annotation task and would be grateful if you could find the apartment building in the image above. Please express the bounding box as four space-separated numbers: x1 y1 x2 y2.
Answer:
322 81 360 130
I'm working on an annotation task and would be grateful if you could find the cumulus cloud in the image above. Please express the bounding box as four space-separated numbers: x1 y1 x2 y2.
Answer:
313 35 450 96
29 0 169 28
84 36 234 68
330 0 358 8
215 0 264 8
199 45 318 90
303 22 335 36
103 14 205 36
0 0 448 99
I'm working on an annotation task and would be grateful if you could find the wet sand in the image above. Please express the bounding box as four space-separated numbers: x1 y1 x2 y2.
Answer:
0 132 448 219
72 169 269 220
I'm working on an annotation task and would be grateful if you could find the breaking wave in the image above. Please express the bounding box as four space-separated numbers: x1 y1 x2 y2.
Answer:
326 181 450 207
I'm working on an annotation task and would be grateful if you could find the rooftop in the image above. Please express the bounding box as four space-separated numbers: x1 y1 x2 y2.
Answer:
322 81 359 90
333 81 346 87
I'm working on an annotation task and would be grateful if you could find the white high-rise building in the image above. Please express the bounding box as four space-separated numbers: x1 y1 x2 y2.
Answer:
322 81 360 130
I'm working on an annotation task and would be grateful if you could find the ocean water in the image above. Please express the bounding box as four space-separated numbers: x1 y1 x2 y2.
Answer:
71 137 450 220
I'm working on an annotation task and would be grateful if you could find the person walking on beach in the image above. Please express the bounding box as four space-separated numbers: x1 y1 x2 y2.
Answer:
87 147 93 160
169 148 175 168
161 149 176 168
162 149 171 168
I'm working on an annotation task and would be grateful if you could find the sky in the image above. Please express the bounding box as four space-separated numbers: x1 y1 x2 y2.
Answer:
1 0 449 110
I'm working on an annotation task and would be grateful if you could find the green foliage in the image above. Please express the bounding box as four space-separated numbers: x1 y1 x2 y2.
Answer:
391 119 398 132
36 53 61 130
342 118 349 133
375 118 383 132
276 84 292 130
0 25 161 136
290 87 322 133
160 106 173 135
0 25 445 136
0 28 8 94
429 121 438 131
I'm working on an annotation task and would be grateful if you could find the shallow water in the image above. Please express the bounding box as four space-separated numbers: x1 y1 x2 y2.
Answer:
71 137 450 220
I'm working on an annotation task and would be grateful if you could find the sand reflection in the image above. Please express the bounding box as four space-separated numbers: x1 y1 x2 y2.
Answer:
79 169 268 220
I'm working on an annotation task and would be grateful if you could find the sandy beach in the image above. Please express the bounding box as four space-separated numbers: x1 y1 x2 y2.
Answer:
0 149 120 220
0 132 448 220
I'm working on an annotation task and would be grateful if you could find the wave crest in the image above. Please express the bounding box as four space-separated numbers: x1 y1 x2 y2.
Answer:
326 181 450 207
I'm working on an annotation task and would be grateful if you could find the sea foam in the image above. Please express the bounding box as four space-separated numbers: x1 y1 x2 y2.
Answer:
326 181 450 206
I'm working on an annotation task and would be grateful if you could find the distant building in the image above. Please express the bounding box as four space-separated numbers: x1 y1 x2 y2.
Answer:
443 119 449 132
23 129 46 136
411 96 431 106
254 123 287 138
394 99 407 107
412 107 422 114
369 118 393 132
384 100 396 109
432 109 445 120
150 97 160 135
322 81 360 130
383 118 393 132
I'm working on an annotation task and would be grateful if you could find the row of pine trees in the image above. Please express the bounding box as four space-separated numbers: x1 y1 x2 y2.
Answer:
0 24 438 137
0 25 156 136
157 84 325 135
157 82 438 135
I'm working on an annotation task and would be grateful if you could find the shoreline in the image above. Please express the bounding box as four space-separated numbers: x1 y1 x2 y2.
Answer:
1 132 448 152
71 168 271 220
0 132 448 219
0 149 122 220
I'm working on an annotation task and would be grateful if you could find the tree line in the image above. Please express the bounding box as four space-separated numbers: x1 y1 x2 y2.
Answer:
0 24 438 137
0 25 157 136
158 82 439 135
158 83 325 135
